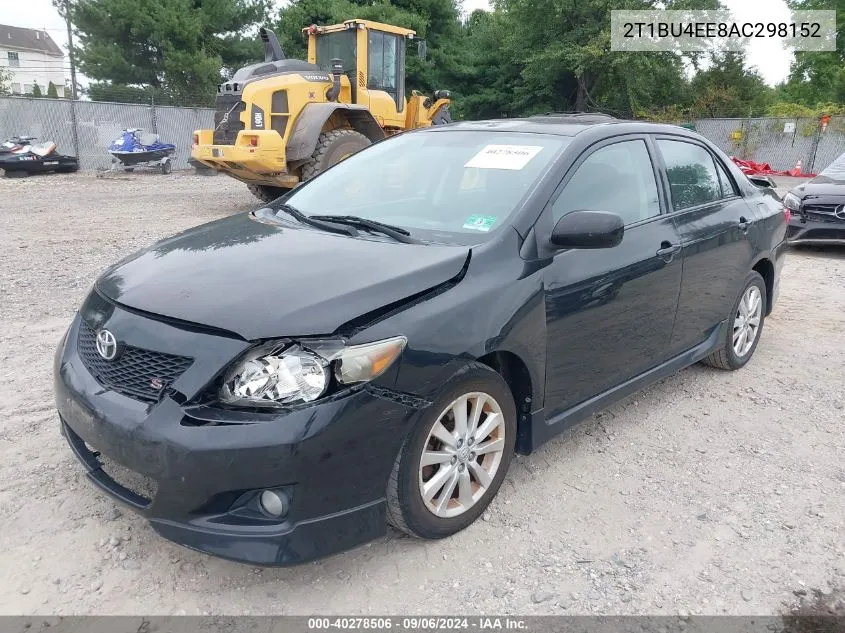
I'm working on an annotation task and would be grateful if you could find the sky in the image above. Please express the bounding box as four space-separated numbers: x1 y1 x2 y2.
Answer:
2 0 795 87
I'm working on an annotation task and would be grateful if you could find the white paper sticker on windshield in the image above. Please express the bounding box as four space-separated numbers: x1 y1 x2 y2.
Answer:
464 145 543 170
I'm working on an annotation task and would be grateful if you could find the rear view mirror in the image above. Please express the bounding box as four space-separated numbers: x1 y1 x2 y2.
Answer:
417 40 427 61
550 210 624 249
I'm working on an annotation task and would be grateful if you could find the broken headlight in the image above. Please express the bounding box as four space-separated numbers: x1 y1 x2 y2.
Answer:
782 192 801 212
219 336 406 408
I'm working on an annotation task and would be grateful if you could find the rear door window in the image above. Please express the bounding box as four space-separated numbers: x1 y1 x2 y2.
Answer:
715 159 738 197
657 139 722 210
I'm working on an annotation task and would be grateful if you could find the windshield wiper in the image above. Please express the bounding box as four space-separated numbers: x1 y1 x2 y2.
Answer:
309 215 421 244
275 203 358 237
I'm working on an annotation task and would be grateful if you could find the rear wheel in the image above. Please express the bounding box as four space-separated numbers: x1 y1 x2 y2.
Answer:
246 184 290 203
701 271 766 370
301 129 370 182
160 160 172 175
386 363 516 539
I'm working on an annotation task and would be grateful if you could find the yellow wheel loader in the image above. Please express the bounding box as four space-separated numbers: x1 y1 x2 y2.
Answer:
191 20 453 201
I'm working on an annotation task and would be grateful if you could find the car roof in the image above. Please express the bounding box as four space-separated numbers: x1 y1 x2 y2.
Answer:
433 114 699 139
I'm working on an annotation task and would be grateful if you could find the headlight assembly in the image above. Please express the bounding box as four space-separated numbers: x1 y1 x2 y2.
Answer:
219 336 406 408
783 192 801 212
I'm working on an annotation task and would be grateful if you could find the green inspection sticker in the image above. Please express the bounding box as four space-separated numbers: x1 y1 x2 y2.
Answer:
462 215 497 232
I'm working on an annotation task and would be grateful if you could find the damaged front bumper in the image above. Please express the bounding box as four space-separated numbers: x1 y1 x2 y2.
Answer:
787 210 845 245
54 306 423 565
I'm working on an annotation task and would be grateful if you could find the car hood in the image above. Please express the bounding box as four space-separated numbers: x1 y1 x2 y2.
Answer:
96 213 469 340
793 177 845 199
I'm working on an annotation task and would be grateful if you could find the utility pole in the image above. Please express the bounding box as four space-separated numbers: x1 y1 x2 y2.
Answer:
64 0 80 162
64 0 78 100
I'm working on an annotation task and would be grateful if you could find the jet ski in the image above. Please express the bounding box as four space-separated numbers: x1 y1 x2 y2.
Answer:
109 129 176 173
0 139 79 176
0 136 37 155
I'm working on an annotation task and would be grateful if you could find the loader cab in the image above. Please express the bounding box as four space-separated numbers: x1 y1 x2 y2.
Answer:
307 19 414 128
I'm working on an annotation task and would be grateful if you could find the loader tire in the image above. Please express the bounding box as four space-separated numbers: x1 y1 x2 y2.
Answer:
431 106 453 125
247 184 289 203
301 129 370 182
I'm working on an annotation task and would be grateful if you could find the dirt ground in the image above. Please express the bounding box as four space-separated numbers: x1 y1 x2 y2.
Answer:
1 171 844 616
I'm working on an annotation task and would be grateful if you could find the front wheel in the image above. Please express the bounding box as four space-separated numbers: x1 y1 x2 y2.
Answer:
300 129 370 182
386 363 516 539
246 183 290 202
701 271 766 370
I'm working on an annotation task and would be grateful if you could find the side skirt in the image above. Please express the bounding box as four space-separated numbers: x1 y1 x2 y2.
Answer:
517 320 727 454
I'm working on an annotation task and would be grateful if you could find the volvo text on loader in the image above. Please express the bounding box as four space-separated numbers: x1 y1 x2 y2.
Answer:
191 20 453 201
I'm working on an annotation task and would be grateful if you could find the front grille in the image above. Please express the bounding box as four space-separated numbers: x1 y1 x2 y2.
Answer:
213 94 246 145
803 204 845 223
803 203 838 213
77 320 193 404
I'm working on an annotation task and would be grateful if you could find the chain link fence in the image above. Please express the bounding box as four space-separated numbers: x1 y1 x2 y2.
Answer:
0 96 213 171
694 116 845 172
2 95 845 175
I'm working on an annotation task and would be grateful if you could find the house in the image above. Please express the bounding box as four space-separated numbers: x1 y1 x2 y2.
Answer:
0 24 67 97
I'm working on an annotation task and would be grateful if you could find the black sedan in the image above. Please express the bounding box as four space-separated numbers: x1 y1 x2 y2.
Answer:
784 154 845 245
55 116 788 565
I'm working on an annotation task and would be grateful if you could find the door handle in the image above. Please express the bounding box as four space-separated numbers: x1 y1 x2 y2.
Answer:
656 241 681 261
738 216 750 232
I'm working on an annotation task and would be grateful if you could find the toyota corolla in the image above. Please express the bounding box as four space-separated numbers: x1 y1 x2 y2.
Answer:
55 115 788 565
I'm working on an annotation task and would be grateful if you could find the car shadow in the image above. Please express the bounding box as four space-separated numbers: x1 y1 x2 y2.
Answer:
180 363 705 584
789 244 845 259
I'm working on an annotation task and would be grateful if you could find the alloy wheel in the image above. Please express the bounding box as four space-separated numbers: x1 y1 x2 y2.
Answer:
418 392 506 519
733 285 762 357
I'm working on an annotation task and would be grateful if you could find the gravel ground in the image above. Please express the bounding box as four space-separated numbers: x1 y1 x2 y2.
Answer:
1 172 844 616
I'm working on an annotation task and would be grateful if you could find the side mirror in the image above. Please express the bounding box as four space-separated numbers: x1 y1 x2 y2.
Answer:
748 175 775 189
550 210 624 249
417 40 427 61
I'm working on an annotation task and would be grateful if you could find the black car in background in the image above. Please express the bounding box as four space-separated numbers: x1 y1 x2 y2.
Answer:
784 153 845 245
55 115 789 565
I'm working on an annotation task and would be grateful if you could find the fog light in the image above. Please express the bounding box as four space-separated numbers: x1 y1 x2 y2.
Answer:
259 489 289 517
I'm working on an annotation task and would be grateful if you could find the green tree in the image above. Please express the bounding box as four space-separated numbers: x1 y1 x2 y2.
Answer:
689 51 774 117
60 0 272 105
462 0 717 118
0 67 11 95
31 82 43 97
47 81 60 98
779 0 845 106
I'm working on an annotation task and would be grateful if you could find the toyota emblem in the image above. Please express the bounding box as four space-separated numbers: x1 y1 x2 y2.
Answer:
835 205 845 220
95 329 119 361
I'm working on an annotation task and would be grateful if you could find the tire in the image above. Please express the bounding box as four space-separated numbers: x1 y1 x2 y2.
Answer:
431 106 453 126
160 160 171 174
701 271 766 371
124 167 134 173
246 183 290 202
57 165 79 173
386 362 517 539
300 129 370 182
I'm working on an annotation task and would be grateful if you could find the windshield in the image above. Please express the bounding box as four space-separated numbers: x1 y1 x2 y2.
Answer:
281 131 568 244
315 31 357 75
